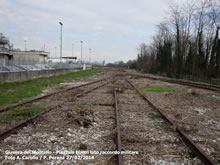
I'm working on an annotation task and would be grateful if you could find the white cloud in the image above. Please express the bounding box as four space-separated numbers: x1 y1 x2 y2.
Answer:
0 0 173 63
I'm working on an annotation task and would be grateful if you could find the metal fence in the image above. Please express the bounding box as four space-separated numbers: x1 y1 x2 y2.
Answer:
0 63 92 72
0 64 53 72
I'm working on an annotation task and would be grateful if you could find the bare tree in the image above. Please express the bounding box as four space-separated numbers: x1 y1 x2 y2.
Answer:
134 0 220 80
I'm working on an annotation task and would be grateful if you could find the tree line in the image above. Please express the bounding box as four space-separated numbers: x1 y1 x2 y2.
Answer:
129 0 220 80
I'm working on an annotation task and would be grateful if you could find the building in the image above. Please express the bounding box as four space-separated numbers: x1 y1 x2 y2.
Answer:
0 33 11 51
48 56 77 64
10 51 48 66
0 33 48 67
0 51 48 67
47 56 80 69
0 52 13 66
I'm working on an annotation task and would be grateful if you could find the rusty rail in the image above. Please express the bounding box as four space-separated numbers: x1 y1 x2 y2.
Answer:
0 78 106 113
130 74 220 92
0 79 113 141
113 89 123 165
126 79 217 165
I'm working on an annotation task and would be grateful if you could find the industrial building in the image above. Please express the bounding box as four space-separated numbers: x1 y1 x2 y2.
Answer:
0 33 49 71
48 56 77 64
0 33 85 72
47 56 81 69
0 52 12 66
9 51 48 66
0 51 48 67
0 33 12 66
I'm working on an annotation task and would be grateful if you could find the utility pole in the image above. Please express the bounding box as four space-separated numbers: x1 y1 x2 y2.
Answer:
89 48 91 64
55 47 57 57
80 41 83 64
59 22 63 63
72 44 74 57
24 40 27 51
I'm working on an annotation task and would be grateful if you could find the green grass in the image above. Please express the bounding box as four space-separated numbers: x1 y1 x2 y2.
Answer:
77 104 85 109
143 86 178 92
0 105 44 123
148 112 161 119
0 68 104 107
79 143 88 150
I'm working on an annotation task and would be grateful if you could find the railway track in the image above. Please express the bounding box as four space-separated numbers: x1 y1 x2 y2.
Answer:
0 71 219 164
0 78 114 142
0 76 117 164
0 78 107 113
112 78 217 165
113 89 123 165
129 73 220 92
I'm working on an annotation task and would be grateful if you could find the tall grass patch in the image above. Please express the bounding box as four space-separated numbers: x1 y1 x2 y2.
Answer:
0 68 104 107
144 86 178 92
0 105 44 123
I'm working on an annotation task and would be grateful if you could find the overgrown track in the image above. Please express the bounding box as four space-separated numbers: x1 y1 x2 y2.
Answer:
0 78 106 113
113 89 123 165
130 74 220 92
126 78 217 165
1 70 218 164
113 79 190 164
0 79 113 141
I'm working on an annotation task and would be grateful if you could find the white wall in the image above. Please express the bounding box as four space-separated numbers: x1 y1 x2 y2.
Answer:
0 55 7 66
11 51 48 65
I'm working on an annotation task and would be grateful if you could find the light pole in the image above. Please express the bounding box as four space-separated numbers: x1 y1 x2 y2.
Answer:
89 48 91 64
80 41 83 64
59 22 63 63
55 47 57 57
24 40 27 51
72 44 74 57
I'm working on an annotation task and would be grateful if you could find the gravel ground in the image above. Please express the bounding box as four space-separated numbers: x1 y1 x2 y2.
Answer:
0 70 113 134
0 69 219 164
0 80 116 164
114 79 200 165
130 73 220 163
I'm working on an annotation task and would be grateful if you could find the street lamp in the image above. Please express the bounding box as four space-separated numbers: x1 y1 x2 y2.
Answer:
24 40 27 51
89 48 91 64
59 22 63 63
55 47 57 57
80 41 83 64
72 44 74 57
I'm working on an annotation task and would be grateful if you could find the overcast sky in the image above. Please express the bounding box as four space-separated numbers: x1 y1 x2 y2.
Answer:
1 0 175 63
